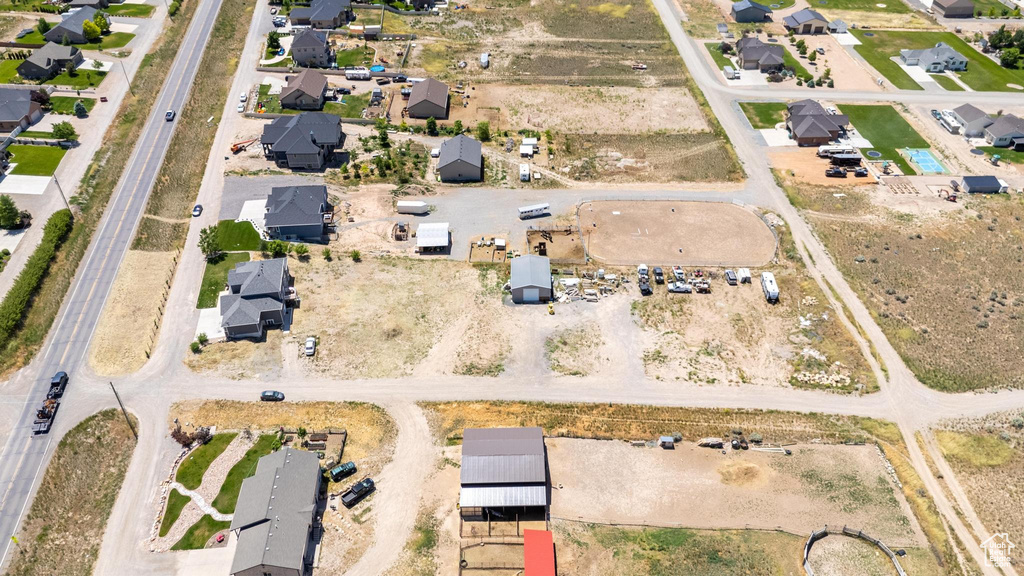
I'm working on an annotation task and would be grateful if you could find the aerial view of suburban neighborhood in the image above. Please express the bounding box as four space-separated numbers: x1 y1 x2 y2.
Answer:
0 0 1023 571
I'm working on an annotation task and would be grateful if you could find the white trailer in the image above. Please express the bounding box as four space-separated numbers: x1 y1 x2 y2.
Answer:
761 272 779 303
345 67 371 80
519 164 530 182
817 145 855 158
723 66 736 80
518 203 549 219
396 200 429 215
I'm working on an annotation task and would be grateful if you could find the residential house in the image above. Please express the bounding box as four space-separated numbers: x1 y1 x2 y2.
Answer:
45 7 98 44
782 8 827 34
786 99 849 146
899 42 967 72
731 0 772 22
264 184 332 240
827 19 848 34
984 114 1024 148
932 0 974 17
261 112 344 170
290 29 333 68
0 88 43 132
280 69 327 110
17 43 84 80
736 36 785 71
949 104 993 137
459 427 548 519
69 0 108 8
288 0 352 28
437 134 482 182
229 448 320 576
406 78 449 119
219 258 292 339
510 255 552 304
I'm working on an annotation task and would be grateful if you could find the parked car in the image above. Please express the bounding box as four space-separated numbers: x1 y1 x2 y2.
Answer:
304 337 317 356
336 87 351 95
825 167 846 178
240 92 247 103
329 461 357 482
165 110 175 121
725 269 738 285
816 47 825 55
260 390 285 402
637 264 649 278
270 6 278 13
667 282 692 294
639 277 653 296
931 109 941 120
192 204 203 217
47 371 69 399
342 478 376 508
237 103 245 113
672 266 685 281
652 267 665 284
850 167 869 177
394 74 407 83
272 19 284 27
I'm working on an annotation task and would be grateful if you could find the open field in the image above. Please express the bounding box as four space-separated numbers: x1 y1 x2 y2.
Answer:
88 250 176 376
6 410 138 576
851 29 1024 92
841 104 930 176
545 326 603 376
740 101 787 129
580 201 776 266
7 144 65 176
554 132 742 183
935 411 1024 542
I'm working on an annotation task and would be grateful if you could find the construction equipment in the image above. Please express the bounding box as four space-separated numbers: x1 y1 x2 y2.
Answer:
548 303 554 315
939 189 957 202
231 138 258 153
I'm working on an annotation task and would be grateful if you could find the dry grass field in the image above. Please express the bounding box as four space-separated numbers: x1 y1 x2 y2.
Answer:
185 330 284 380
554 132 743 183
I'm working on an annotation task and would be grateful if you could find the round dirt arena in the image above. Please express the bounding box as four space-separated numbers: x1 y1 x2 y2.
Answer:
578 200 777 266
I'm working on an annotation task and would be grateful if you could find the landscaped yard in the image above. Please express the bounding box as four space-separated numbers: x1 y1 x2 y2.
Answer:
840 104 929 175
105 3 155 16
740 102 787 129
0 59 20 83
17 31 134 50
211 434 276 514
44 70 107 90
175 433 237 490
171 515 230 551
159 488 191 537
15 29 44 44
255 83 296 114
7 144 66 176
704 42 733 70
197 252 250 309
929 74 963 91
851 29 1024 91
19 130 55 139
49 96 96 115
815 0 911 12
972 0 1022 17
216 220 261 251
325 92 371 119
978 146 1024 164
781 45 813 81
336 47 373 68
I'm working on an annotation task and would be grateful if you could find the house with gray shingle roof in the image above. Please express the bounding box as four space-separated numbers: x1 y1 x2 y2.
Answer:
45 7 98 44
288 0 352 28
786 99 849 146
264 184 331 240
0 88 43 132
407 78 449 119
261 112 344 170
229 448 320 576
731 0 772 23
280 69 327 110
984 114 1024 149
783 8 827 34
437 134 482 182
290 29 333 68
69 0 108 8
17 43 83 80
949 104 993 137
219 258 291 339
736 37 784 71
900 42 967 72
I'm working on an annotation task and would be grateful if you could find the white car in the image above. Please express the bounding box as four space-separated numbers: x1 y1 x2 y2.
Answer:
668 282 692 294
240 92 247 103
270 6 278 13
672 265 685 281
237 103 245 113
304 337 316 356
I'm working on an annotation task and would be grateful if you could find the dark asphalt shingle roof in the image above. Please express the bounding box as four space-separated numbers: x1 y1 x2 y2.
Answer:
281 69 327 102
228 258 288 297
732 0 772 13
290 28 328 49
438 134 482 170
408 78 448 111
0 88 38 125
47 7 98 38
289 0 350 22
265 185 328 228
23 42 80 70
783 8 826 27
262 112 343 155
952 104 989 123
986 114 1024 138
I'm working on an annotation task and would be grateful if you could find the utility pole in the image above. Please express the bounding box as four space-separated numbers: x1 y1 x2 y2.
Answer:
120 60 134 97
52 175 71 213
109 382 138 441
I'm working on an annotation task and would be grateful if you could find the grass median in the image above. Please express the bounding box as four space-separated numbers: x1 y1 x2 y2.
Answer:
175 432 237 490
211 434 276 514
0 0 203 378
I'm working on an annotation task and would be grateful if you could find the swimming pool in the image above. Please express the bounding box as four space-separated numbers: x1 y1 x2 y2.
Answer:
905 148 946 174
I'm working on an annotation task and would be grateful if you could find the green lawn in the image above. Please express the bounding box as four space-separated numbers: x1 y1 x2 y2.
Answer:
781 46 813 81
15 30 45 44
171 515 230 551
104 3 155 16
17 31 134 50
704 42 733 70
7 144 66 176
336 47 373 68
813 0 910 11
49 96 96 115
840 104 929 176
159 488 191 537
255 83 296 114
325 92 371 119
0 59 21 84
197 252 250 309
265 56 294 68
44 70 107 89
972 0 1022 17
930 74 963 91
175 433 237 490
739 102 787 129
978 146 1024 164
852 29 1024 92
211 435 276 514
217 220 261 251
19 130 55 139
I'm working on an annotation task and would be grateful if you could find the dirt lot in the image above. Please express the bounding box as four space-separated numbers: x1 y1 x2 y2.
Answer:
770 147 884 187
526 227 585 263
580 200 777 266
545 326 604 376
554 132 743 183
89 250 177 376
185 330 284 381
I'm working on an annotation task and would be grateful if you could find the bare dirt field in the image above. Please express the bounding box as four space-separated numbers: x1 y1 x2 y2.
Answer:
580 200 777 266
545 326 604 376
526 227 585 263
89 250 177 376
555 132 742 183
185 330 284 381
770 147 881 187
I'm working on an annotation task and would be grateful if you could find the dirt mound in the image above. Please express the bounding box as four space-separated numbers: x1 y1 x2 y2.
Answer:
717 460 767 486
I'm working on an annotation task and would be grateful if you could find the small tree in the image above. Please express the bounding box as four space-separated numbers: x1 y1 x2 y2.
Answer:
268 30 281 51
64 60 76 78
322 247 332 261
350 249 361 262
82 20 101 43
268 239 290 257
453 119 463 134
197 332 209 345
297 427 307 439
190 341 202 354
52 121 77 141
36 17 51 35
0 195 20 229
92 59 103 71
293 243 310 259
73 99 88 117
475 121 491 142
378 124 390 148
198 225 221 260
425 116 438 136
93 12 110 33
61 33 70 46
808 51 817 63
1000 47 1020 68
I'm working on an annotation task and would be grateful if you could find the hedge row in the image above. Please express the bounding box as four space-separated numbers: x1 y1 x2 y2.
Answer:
0 209 73 349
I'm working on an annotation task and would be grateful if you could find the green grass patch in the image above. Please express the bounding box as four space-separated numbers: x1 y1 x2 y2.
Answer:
336 47 372 67
18 130 54 139
197 252 250 309
739 102 787 129
977 146 1024 164
44 70 107 89
48 96 96 115
15 30 44 44
255 83 296 114
216 220 261 251
211 434 275 514
170 515 230 551
104 3 155 16
935 430 1015 468
0 59 21 83
159 488 191 537
852 29 1024 92
175 433 237 490
972 0 1023 17
781 46 813 81
840 104 928 175
704 42 733 70
325 92 371 119
815 0 910 11
7 144 66 176
26 31 136 50
929 73 963 91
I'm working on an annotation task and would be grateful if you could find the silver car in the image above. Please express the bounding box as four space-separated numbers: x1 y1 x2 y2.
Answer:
667 282 692 294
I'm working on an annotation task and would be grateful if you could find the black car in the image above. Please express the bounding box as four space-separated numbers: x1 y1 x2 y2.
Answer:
336 87 351 95
639 277 653 296
192 204 203 217
48 371 68 399
825 167 847 178
652 267 665 284
260 390 285 402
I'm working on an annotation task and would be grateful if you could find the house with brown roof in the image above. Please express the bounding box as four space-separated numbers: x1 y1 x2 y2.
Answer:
736 37 785 71
786 99 848 146
280 69 327 110
407 78 449 119
0 88 43 132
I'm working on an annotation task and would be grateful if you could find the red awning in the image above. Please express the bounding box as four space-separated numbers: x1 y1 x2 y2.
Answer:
524 529 555 576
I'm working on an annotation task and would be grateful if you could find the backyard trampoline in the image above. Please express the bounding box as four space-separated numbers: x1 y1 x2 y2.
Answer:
905 148 946 174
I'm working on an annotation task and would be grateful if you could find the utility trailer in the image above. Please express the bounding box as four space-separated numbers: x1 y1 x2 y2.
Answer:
33 398 60 434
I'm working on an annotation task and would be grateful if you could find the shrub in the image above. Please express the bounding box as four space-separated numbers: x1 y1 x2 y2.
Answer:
197 332 208 345
322 248 332 261
350 249 361 262
190 341 201 353
169 0 180 15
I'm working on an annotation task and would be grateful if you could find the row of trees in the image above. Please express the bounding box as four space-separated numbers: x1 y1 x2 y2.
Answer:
988 25 1024 68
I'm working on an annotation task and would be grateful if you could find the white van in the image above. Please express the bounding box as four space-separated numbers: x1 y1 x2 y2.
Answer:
518 203 549 219
761 272 779 303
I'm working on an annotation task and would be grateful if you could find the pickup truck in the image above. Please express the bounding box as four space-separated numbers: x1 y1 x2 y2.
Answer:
638 277 653 296
341 478 375 508
652 267 665 284
47 371 69 399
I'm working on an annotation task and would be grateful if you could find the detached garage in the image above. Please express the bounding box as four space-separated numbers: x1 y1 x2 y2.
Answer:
961 176 1009 194
511 255 552 304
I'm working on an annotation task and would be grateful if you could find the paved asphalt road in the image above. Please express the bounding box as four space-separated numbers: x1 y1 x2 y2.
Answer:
0 0 225 567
